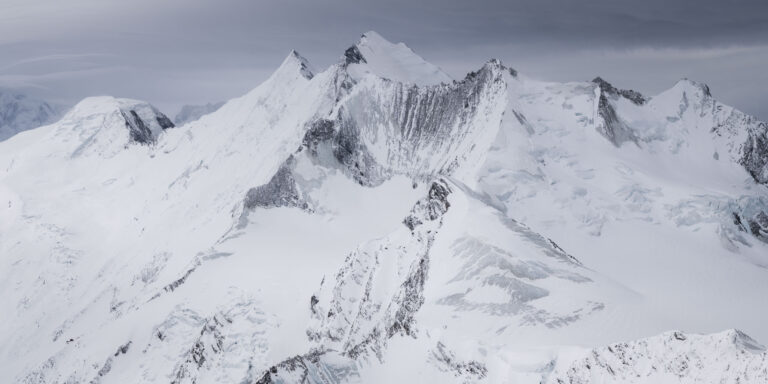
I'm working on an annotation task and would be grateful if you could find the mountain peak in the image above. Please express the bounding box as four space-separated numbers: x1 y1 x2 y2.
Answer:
65 96 174 145
674 78 712 97
265 50 315 84
275 50 315 80
591 76 647 105
358 30 394 48
343 30 452 86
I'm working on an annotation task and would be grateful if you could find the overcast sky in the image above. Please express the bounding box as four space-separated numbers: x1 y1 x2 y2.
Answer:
1 0 767 120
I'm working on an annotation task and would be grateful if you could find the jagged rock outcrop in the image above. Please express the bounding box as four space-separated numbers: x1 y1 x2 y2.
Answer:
592 77 641 146
739 122 768 184
592 77 647 105
120 104 175 144
245 156 310 211
428 342 488 382
546 330 768 383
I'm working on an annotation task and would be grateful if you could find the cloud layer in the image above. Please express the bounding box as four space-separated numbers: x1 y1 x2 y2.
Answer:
1 0 766 118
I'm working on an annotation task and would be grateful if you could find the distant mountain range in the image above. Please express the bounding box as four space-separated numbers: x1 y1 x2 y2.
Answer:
0 89 63 141
174 102 225 126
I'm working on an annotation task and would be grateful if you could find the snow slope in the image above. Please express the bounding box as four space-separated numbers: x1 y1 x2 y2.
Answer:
1 31 767 383
344 31 452 86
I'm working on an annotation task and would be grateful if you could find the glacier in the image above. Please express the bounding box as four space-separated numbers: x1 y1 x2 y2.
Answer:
1 31 767 383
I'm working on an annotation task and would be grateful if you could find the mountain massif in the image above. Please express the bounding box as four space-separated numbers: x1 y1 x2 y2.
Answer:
1 32 767 383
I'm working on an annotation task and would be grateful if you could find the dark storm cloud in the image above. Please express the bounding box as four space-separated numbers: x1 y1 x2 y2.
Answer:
1 0 766 118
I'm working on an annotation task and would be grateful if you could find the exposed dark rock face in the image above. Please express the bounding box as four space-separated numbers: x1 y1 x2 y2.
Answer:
383 250 429 339
149 258 202 301
733 212 749 232
255 350 359 384
302 119 336 156
156 114 175 130
403 180 451 230
290 50 315 80
244 156 309 210
748 211 768 242
89 341 132 383
122 110 153 144
120 108 175 144
343 45 366 66
331 109 392 186
592 77 647 105
740 123 768 185
171 314 229 384
255 351 319 384
593 78 640 147
430 342 488 381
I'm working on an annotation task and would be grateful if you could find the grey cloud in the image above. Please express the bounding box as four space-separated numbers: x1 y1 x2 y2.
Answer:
0 0 766 119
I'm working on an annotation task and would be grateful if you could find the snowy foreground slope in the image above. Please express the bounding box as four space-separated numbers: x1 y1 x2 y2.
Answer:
1 31 768 383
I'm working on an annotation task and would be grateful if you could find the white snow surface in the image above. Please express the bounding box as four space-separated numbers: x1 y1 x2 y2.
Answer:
346 31 453 86
1 32 768 383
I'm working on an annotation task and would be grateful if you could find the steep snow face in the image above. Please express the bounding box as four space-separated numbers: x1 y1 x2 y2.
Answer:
174 101 225 125
319 60 506 185
0 89 62 141
2 31 768 384
344 31 452 86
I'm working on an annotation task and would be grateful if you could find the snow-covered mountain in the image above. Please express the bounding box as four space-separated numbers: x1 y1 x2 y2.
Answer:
0 89 63 141
1 31 767 383
174 102 225 126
